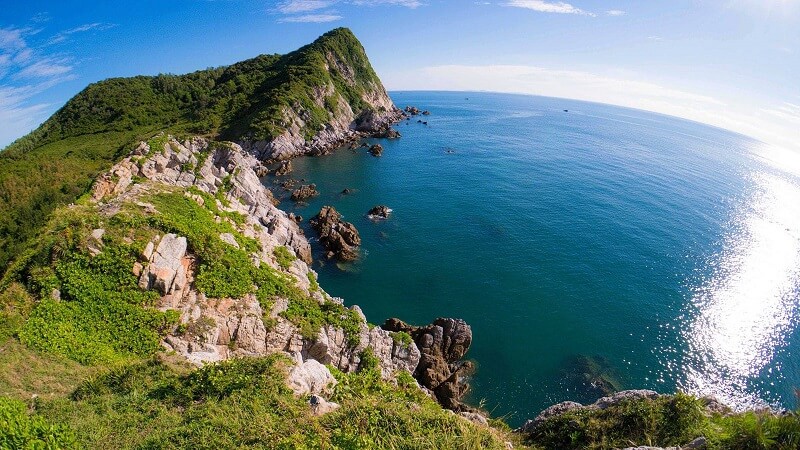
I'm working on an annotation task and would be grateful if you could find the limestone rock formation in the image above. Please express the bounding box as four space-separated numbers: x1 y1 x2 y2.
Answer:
309 395 340 416
287 358 337 396
382 317 474 411
310 206 361 261
368 144 383 157
138 234 189 296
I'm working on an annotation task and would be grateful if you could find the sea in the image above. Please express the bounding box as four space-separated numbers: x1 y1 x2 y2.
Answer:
269 91 800 426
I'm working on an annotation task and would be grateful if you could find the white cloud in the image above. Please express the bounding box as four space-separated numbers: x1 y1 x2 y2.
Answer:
506 0 594 16
15 57 72 78
278 13 343 22
0 83 57 148
47 22 116 45
382 64 799 151
277 0 335 14
606 9 625 16
276 0 422 22
0 21 112 147
350 0 422 7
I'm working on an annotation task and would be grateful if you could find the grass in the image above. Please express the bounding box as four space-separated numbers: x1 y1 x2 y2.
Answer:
391 331 414 349
525 393 800 450
6 355 514 449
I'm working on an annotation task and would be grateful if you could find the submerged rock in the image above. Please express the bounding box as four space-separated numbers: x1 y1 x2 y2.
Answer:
559 354 622 404
310 206 361 261
291 184 319 201
382 317 474 411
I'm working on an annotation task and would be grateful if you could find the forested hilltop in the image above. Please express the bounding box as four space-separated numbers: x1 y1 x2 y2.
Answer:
0 27 397 269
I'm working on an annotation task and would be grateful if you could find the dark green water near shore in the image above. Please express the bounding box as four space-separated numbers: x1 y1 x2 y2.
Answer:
272 91 800 425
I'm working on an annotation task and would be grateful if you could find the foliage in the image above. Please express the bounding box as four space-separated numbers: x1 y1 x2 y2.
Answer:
28 356 512 449
307 272 319 292
525 393 800 450
391 331 414 349
281 295 363 347
273 245 296 269
0 397 78 449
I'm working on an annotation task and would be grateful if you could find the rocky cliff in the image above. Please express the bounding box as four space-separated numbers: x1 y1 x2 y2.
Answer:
86 135 479 412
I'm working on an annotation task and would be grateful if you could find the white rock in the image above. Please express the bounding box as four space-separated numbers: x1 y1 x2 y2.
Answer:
287 359 337 396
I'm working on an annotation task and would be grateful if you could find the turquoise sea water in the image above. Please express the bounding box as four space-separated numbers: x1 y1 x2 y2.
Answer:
272 91 800 425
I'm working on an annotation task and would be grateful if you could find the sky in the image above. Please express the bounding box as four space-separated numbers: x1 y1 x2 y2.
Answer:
1 0 798 150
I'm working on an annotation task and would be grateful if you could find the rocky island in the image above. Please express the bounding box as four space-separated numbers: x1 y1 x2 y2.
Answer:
0 27 796 450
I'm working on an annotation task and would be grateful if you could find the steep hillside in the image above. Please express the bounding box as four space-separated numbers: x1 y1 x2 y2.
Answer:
0 27 401 270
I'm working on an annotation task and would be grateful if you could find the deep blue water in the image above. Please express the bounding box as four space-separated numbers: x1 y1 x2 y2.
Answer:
274 92 800 425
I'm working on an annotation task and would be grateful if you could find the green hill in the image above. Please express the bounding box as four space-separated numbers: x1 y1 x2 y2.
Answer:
0 27 394 270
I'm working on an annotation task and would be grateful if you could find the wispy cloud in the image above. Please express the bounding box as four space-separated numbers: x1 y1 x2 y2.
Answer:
606 9 626 16
276 0 422 23
506 0 594 16
0 20 114 148
277 0 335 13
351 0 422 7
47 22 116 45
15 57 72 78
278 13 343 22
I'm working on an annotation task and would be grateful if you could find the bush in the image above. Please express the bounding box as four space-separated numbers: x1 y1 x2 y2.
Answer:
0 397 78 449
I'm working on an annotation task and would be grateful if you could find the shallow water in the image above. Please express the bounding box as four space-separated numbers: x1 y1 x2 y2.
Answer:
272 91 800 425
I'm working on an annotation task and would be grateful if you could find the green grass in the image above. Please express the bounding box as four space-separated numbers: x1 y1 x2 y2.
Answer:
525 393 800 450
273 246 296 270
391 331 414 349
14 355 513 449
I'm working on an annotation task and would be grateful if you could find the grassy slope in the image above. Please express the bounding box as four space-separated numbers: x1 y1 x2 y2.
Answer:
0 27 382 270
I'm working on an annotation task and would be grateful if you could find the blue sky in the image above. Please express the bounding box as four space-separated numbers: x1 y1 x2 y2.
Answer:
1 0 798 150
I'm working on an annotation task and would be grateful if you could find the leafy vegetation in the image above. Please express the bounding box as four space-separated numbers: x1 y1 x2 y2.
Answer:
0 27 383 271
525 393 800 450
0 397 78 449
281 294 363 347
1 355 513 449
273 245 296 269
391 331 414 349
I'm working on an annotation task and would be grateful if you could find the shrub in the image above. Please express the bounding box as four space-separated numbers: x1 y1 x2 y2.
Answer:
0 397 78 449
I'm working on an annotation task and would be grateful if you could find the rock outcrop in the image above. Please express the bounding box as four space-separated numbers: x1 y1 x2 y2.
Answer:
291 184 319 202
275 160 293 176
137 234 189 296
287 358 337 396
382 318 474 411
367 205 391 219
310 206 361 261
368 144 383 157
516 389 726 443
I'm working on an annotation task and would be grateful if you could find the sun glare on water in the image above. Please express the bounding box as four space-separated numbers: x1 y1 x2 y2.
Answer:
679 144 800 409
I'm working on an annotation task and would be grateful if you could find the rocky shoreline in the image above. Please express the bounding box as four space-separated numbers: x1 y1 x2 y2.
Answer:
91 135 479 420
